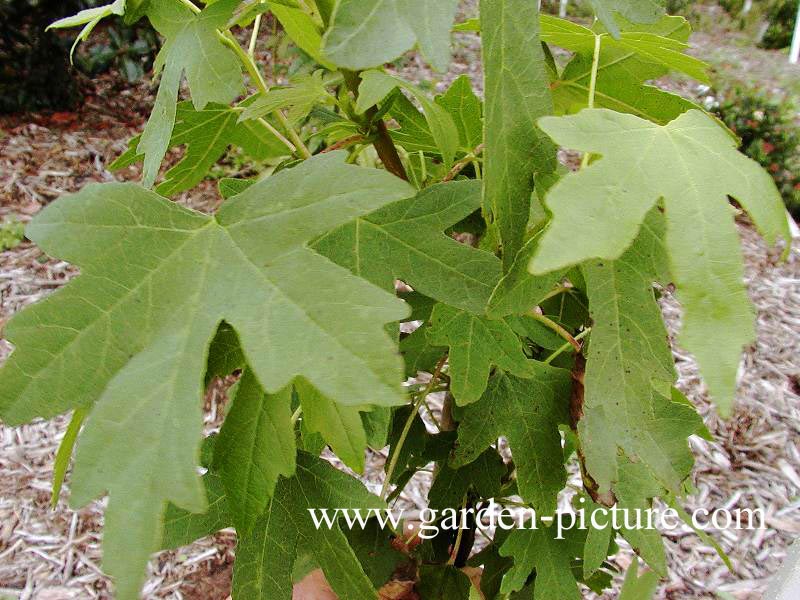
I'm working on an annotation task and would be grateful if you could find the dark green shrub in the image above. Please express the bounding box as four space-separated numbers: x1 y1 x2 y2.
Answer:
712 85 800 218
760 0 797 49
0 0 83 112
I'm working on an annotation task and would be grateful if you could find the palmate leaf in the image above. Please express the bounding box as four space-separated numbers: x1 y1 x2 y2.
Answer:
239 71 333 123
578 212 702 502
0 153 412 599
541 15 708 83
481 0 558 268
314 180 501 315
452 370 572 515
427 306 537 405
586 0 665 38
487 231 568 318
295 378 369 473
322 0 460 71
532 109 790 413
267 0 336 69
138 0 245 187
499 521 584 599
234 452 385 600
551 15 704 124
213 369 295 536
111 102 288 195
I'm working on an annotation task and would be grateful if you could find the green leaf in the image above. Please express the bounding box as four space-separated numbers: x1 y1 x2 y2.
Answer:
428 448 507 511
233 452 384 600
500 522 582 599
452 370 572 514
427 305 539 406
111 102 288 195
138 0 245 187
575 215 706 553
552 16 703 124
418 565 472 600
322 0 459 71
239 72 332 123
481 0 557 268
487 232 568 318
205 322 246 384
532 109 790 412
586 0 665 38
314 180 501 315
355 71 459 167
540 15 708 83
0 153 412 599
618 561 659 600
213 369 296 535
435 75 484 152
268 1 336 69
387 93 439 155
161 470 232 550
345 518 408 588
295 378 368 473
47 0 126 61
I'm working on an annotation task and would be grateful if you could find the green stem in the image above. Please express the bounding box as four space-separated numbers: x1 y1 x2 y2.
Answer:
291 406 303 426
51 407 87 509
177 0 200 14
587 34 602 110
581 34 603 169
442 143 485 182
545 328 591 365
528 311 580 351
380 356 447 500
248 13 263 58
221 32 313 159
343 71 408 180
447 495 469 566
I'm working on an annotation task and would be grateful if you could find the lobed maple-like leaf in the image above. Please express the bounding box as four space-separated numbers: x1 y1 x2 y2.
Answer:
111 102 287 195
427 306 538 405
499 521 584 599
578 213 703 501
481 0 558 268
234 452 385 600
532 109 790 412
587 0 665 38
0 153 412 599
315 180 501 315
322 0 460 71
451 370 572 515
213 370 295 535
576 213 706 574
541 14 708 83
295 378 369 474
138 0 245 187
551 15 704 125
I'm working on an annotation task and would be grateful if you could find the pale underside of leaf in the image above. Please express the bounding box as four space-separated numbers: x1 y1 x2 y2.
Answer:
532 108 790 412
0 154 412 599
